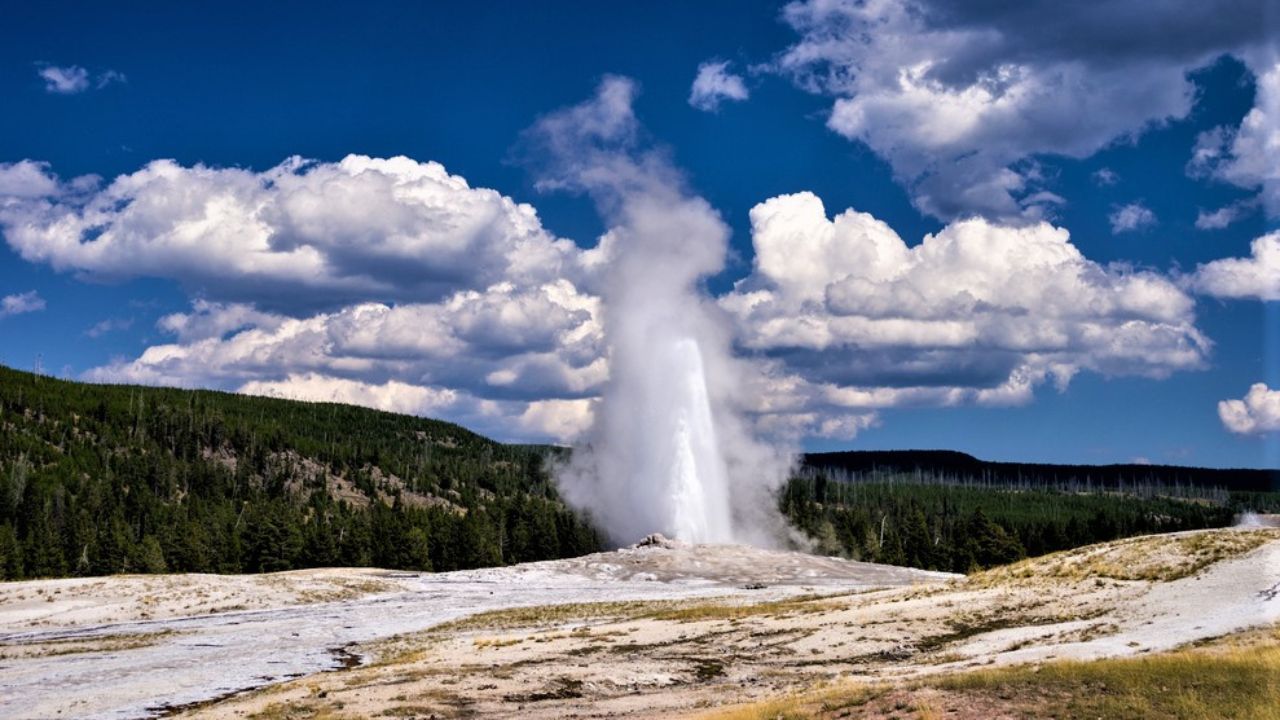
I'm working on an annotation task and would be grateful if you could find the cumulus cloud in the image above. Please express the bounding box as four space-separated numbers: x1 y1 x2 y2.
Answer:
1219 383 1280 434
518 398 596 442
1109 202 1157 234
1 141 1222 445
239 373 459 417
1188 232 1280 300
75 273 604 443
0 94 1226 448
0 291 46 318
720 192 1209 416
0 152 613 442
689 60 750 112
755 409 880 441
1190 60 1280 218
86 279 603 397
157 300 288 342
0 154 585 312
72 179 1212 444
767 0 1277 220
0 161 63 198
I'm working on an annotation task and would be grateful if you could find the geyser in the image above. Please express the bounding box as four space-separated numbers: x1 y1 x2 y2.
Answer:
531 76 792 547
661 337 731 543
604 328 733 544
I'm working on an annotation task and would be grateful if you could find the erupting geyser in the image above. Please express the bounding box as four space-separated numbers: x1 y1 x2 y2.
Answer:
662 338 732 543
534 76 792 547
609 331 733 544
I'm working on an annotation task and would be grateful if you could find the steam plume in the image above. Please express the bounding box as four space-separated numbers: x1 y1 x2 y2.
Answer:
526 77 792 546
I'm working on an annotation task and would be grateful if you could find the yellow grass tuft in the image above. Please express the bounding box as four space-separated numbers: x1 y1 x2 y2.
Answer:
969 528 1279 588
698 624 1280 720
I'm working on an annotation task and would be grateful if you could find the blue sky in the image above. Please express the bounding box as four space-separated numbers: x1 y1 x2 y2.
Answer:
1 1 1278 468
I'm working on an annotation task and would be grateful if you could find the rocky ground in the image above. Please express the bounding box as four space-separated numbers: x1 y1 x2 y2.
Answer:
1 528 1277 720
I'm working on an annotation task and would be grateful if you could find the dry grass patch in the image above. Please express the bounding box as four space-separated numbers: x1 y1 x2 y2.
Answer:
427 599 696 633
699 625 1280 720
0 630 177 660
971 529 1278 588
650 595 839 623
928 629 1280 719
247 700 356 720
295 578 392 604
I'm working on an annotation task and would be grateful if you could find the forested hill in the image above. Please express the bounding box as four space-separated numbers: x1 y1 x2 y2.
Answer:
0 364 1265 582
0 364 601 580
803 450 1279 493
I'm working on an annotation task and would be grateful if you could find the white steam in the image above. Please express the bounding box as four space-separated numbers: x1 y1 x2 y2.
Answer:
528 77 793 546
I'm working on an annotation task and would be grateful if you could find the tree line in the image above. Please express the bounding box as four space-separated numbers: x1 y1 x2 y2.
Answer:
0 365 600 580
780 469 1242 572
1 364 1267 581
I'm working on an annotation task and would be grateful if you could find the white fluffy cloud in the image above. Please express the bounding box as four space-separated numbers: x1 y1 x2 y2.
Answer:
517 399 597 442
1219 383 1280 434
1109 202 1157 234
689 60 750 112
0 154 608 441
0 154 586 311
79 278 603 440
59 182 1218 442
1189 232 1280 301
84 280 603 394
0 161 62 198
156 300 287 342
239 373 459 417
721 192 1208 416
1191 60 1280 219
0 146 1222 444
770 0 1278 220
0 291 45 318
37 65 89 94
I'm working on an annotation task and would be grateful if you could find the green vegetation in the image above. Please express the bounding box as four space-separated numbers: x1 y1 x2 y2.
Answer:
780 471 1244 572
1 363 1273 581
1230 490 1280 513
0 365 601 580
805 449 1279 494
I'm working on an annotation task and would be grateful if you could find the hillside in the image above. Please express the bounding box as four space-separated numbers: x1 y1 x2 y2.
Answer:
804 449 1280 493
0 364 1265 582
0 364 601 580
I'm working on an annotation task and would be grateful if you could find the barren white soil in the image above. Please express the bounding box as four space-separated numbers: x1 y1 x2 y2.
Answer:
2 528 1277 720
0 537 948 719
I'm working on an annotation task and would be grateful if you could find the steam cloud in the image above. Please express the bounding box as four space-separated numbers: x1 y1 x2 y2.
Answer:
527 77 793 547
